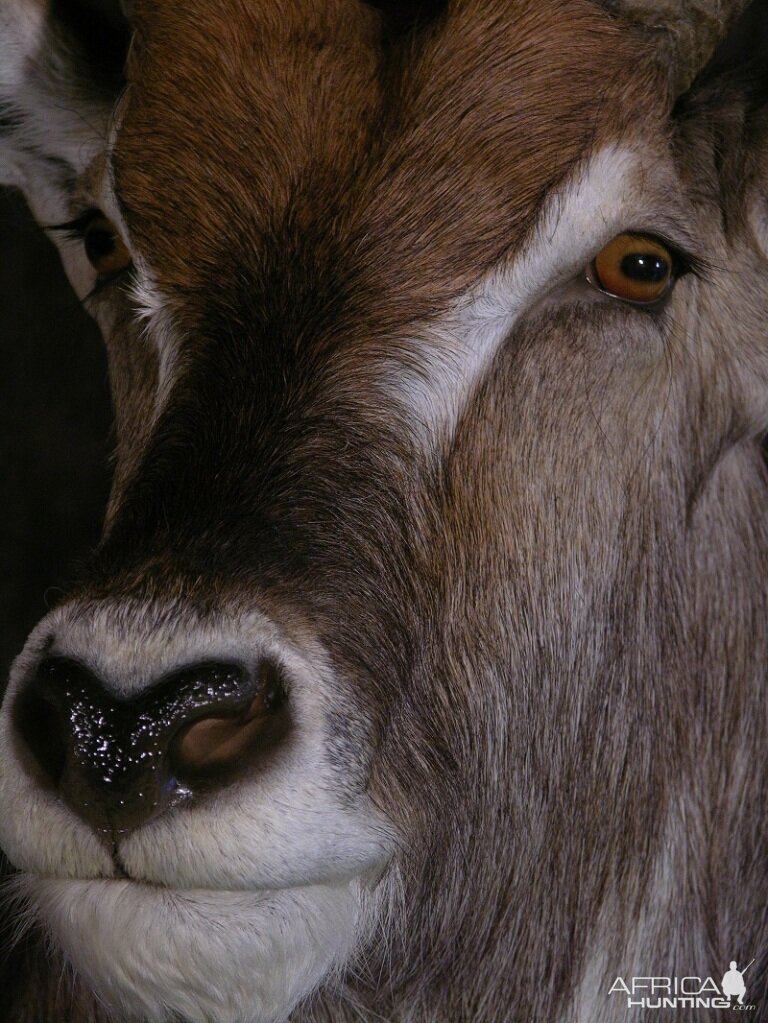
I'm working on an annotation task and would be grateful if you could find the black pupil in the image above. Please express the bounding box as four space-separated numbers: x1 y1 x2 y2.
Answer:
85 226 116 266
620 252 669 283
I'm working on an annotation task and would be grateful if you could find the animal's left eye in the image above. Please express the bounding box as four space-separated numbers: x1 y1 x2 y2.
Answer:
83 214 132 279
587 233 676 305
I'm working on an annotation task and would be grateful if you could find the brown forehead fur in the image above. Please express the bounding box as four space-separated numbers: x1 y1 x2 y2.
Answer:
115 0 663 336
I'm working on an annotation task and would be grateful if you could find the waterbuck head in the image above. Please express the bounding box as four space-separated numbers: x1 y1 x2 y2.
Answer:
1 1 768 1021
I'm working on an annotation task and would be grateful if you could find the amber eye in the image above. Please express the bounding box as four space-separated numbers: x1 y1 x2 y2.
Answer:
589 233 674 305
83 215 132 278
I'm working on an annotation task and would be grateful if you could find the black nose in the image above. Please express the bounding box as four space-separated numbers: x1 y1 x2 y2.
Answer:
12 656 289 834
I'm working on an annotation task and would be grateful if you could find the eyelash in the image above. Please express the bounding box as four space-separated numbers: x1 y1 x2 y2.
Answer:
645 235 703 281
46 208 103 236
623 232 706 282
45 208 135 301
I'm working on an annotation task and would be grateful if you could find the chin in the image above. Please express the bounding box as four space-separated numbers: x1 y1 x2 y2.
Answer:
16 874 363 1023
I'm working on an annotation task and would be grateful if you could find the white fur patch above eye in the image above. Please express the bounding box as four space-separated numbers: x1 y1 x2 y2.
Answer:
0 0 122 298
0 3 111 179
374 143 692 446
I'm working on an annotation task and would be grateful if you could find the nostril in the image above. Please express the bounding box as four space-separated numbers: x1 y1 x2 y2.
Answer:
171 660 288 781
13 659 73 788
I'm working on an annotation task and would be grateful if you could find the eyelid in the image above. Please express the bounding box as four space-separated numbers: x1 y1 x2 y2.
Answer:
44 208 104 240
43 208 135 301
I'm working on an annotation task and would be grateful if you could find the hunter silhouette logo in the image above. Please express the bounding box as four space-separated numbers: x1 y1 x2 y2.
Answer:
721 960 754 1007
609 957 758 1011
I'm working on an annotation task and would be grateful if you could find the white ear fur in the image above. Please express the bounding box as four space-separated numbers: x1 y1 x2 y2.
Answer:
0 0 125 216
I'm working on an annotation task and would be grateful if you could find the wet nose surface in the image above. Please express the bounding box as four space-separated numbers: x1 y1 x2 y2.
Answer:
12 657 289 834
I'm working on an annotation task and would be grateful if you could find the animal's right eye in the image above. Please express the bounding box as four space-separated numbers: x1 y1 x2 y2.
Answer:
82 214 132 280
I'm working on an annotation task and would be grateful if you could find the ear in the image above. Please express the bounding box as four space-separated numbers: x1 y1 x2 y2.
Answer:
734 3 768 261
677 0 768 243
669 0 768 436
0 0 129 228
596 0 751 95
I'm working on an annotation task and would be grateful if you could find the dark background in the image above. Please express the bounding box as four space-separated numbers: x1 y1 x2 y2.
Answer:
0 191 112 688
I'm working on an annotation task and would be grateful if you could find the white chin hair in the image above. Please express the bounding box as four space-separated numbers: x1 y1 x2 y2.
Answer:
20 875 361 1023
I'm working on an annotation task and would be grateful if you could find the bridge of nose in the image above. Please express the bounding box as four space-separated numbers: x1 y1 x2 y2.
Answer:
13 657 288 834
